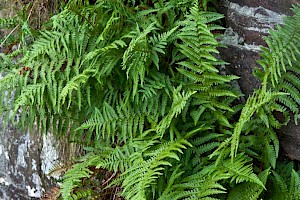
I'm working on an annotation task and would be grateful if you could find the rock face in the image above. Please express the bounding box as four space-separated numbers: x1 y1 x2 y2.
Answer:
0 1 61 199
0 123 59 199
217 0 300 160
280 120 300 160
217 0 291 96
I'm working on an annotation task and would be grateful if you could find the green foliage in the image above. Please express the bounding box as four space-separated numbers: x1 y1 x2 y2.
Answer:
1 0 300 199
0 1 60 49
60 158 94 199
118 139 192 200
0 17 20 29
227 168 270 200
214 3 300 173
157 166 229 200
255 4 300 124
263 162 300 200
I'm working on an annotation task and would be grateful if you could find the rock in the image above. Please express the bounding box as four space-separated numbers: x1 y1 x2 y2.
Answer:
217 0 288 96
0 122 58 199
219 27 262 96
0 1 67 198
229 0 297 15
217 0 300 161
279 121 300 161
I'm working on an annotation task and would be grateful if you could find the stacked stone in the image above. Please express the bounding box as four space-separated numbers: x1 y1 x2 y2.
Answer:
218 0 300 161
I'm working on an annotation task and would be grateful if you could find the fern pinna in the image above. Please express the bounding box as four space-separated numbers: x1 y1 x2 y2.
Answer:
1 0 300 199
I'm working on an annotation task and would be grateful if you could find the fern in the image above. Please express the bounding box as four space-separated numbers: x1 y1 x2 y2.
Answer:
60 158 95 199
264 162 300 200
158 167 229 200
230 89 284 158
227 168 270 200
0 17 20 29
254 4 300 124
2 0 300 200
117 139 191 200
222 154 264 188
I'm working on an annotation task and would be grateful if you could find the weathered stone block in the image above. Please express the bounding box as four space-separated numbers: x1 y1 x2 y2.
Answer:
218 0 300 161
0 122 58 199
229 0 298 15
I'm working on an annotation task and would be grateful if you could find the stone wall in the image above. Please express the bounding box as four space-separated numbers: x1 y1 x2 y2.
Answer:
0 1 62 199
217 0 300 160
0 124 59 199
217 0 295 95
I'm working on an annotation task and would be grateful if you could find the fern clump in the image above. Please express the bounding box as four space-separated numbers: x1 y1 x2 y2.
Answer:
1 0 300 199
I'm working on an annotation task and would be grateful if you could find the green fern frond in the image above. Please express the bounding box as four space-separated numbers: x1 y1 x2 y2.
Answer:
254 5 300 127
83 39 126 63
70 190 93 200
223 154 264 188
13 84 43 112
122 23 156 98
158 166 229 200
119 139 191 200
0 17 20 28
60 156 97 199
76 101 145 143
267 169 300 200
257 128 280 169
59 69 94 109
227 168 270 200
150 26 178 68
289 170 300 199
230 89 285 158
157 86 196 136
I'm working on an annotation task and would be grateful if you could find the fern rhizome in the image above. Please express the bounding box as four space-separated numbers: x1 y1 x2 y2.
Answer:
1 0 300 199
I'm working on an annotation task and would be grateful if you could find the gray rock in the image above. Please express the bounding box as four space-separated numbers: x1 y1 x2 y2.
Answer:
0 119 60 199
218 0 300 161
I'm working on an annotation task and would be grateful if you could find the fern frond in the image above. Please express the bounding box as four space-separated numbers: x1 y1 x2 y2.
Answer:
231 89 285 158
254 5 300 126
157 86 196 136
122 23 156 98
0 17 20 28
289 169 300 199
13 84 43 112
119 139 191 200
60 158 95 199
59 69 94 109
227 168 270 200
223 154 264 188
150 26 178 68
158 166 229 200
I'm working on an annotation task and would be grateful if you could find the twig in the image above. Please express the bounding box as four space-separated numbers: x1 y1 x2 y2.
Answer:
27 0 38 21
0 0 37 48
0 24 20 47
113 186 118 200
102 172 117 186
